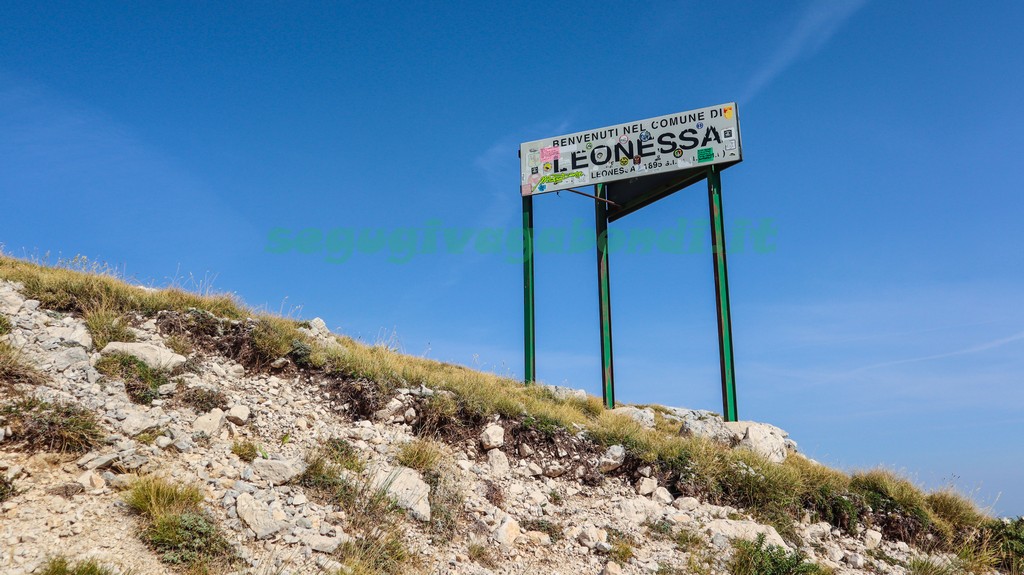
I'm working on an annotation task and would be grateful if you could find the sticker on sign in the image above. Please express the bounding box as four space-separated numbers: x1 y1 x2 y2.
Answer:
519 103 741 196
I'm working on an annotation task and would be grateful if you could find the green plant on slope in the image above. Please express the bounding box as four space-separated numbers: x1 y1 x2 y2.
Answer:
94 353 169 405
231 440 259 463
37 556 126 575
729 533 832 575
0 313 11 335
124 476 233 572
0 396 102 453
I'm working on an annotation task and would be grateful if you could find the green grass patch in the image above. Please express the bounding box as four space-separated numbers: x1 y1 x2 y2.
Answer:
36 556 125 575
230 440 259 463
729 533 832 575
521 518 564 542
0 396 102 452
0 314 11 335
124 476 233 572
142 511 233 569
94 353 169 405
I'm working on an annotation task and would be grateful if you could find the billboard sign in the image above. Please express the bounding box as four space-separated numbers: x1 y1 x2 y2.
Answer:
519 102 741 196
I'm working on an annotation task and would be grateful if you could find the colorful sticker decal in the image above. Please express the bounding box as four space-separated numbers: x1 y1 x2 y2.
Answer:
697 147 714 163
723 106 734 119
673 149 684 158
632 155 641 165
540 146 560 162
528 153 539 167
585 142 593 150
696 122 704 129
618 135 628 144
638 130 652 142
543 162 552 172
722 127 734 139
725 139 737 150
619 157 630 166
531 166 539 174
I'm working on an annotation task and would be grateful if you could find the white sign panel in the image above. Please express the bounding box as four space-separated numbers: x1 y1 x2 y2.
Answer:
519 103 741 196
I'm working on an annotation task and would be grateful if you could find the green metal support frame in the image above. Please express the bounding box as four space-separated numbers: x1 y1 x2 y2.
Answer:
595 183 615 409
522 194 536 383
707 167 739 421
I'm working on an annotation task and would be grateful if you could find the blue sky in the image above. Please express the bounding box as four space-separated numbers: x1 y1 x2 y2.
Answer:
2 1 1022 515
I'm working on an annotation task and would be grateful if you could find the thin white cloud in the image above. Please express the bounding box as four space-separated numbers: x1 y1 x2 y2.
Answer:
743 0 869 101
847 330 1024 374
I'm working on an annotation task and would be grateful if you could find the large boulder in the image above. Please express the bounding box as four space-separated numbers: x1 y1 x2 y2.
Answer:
252 458 306 486
236 493 288 539
101 342 186 371
611 406 655 429
369 465 431 522
704 519 788 549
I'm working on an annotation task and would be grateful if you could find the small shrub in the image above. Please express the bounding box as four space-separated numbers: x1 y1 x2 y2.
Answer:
0 314 11 335
729 533 831 575
986 517 1024 574
124 476 203 519
178 387 228 413
483 479 504 508
0 476 18 503
83 305 135 349
548 489 564 505
231 440 259 462
605 528 636 564
250 317 300 365
95 353 169 405
142 510 233 568
395 438 442 473
851 469 933 543
520 519 564 542
0 397 102 452
37 556 122 575
467 543 495 567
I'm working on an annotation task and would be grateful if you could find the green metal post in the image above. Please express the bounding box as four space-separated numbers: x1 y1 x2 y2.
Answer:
707 167 739 421
522 194 536 384
595 183 615 409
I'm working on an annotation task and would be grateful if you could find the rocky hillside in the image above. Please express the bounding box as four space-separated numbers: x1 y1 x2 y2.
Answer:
0 256 1020 575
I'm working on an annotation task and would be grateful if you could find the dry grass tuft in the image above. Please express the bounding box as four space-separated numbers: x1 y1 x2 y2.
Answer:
0 341 47 388
395 438 443 473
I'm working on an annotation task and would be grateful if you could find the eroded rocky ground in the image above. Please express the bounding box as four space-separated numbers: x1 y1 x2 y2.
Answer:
0 280 959 574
